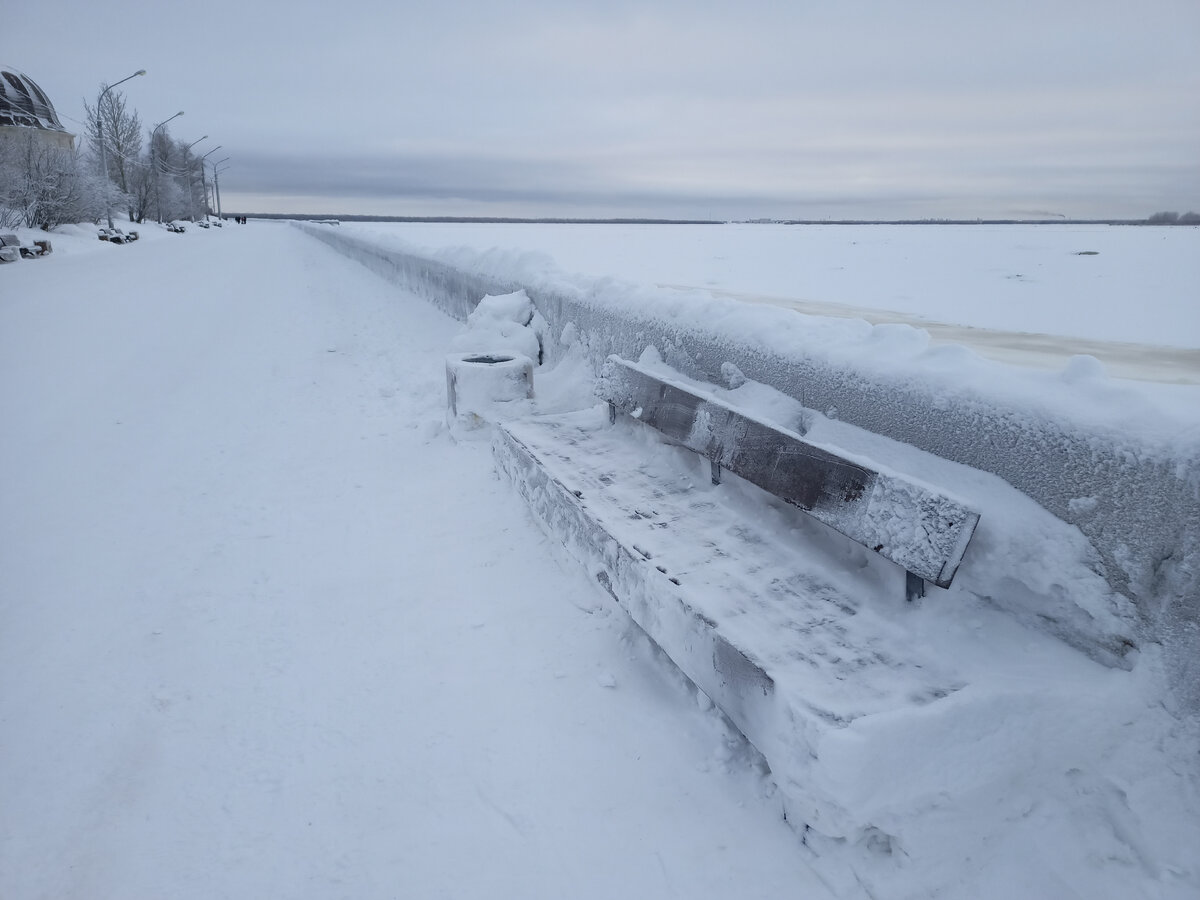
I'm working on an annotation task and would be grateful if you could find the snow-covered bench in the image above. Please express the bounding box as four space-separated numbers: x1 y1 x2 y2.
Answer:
600 356 979 599
99 228 138 244
492 355 984 838
0 233 49 261
0 234 21 263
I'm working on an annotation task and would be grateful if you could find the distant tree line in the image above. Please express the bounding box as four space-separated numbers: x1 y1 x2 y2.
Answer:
1146 211 1200 225
0 86 212 231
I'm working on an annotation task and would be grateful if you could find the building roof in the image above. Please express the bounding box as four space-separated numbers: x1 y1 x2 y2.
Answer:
0 66 68 132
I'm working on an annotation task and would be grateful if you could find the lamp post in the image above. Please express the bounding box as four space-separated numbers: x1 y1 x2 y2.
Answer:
97 69 146 230
151 111 183 224
198 146 222 221
212 158 230 220
182 136 208 221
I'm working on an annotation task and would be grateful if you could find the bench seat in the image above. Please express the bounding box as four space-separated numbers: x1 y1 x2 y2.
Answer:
494 405 980 837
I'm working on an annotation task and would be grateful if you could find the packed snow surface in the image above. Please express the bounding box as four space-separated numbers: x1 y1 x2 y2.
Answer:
0 223 824 898
1 220 1198 899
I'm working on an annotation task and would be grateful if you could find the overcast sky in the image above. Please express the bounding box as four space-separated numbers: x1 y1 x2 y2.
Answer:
8 0 1200 219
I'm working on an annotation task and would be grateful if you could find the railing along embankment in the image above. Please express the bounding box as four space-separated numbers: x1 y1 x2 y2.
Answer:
295 221 1200 716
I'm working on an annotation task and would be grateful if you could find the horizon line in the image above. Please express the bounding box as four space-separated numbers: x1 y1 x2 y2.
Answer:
221 213 1187 226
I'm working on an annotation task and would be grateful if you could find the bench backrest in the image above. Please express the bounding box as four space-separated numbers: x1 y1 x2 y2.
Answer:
600 356 979 589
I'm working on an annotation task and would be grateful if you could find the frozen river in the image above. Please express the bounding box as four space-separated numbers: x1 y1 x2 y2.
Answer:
346 221 1200 382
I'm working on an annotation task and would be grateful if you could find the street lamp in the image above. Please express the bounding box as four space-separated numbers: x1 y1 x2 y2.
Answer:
182 136 208 221
97 68 146 230
151 111 183 224
212 158 230 220
199 146 222 221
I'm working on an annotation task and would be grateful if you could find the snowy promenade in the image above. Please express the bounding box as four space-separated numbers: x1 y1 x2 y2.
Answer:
0 225 828 898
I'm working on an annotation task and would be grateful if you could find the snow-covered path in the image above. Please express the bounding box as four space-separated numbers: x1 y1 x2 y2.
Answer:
0 225 829 898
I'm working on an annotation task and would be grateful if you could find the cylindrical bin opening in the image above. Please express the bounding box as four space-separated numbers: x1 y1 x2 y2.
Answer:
446 352 534 431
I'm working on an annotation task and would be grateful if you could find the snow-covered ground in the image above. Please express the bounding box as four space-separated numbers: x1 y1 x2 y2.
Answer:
0 222 831 898
2 220 1198 899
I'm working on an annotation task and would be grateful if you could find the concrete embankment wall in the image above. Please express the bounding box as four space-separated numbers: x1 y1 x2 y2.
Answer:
296 222 1200 714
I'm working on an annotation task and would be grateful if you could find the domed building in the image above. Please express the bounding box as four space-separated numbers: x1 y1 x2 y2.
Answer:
0 66 75 151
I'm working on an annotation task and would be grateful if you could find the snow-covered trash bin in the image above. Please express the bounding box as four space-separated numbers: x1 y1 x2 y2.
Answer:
445 352 534 433
451 289 545 366
444 288 545 435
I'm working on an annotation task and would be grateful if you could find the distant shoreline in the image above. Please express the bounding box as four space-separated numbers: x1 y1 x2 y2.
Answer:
227 213 1182 226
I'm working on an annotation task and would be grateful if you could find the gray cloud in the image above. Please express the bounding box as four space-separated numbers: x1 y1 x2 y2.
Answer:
9 0 1199 219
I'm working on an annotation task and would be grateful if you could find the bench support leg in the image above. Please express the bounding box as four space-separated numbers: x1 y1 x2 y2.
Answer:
905 571 926 602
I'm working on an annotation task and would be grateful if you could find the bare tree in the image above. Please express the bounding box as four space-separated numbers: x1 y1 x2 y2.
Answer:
0 143 24 229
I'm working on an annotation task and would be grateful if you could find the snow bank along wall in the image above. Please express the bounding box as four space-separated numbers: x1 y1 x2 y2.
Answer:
296 223 1200 714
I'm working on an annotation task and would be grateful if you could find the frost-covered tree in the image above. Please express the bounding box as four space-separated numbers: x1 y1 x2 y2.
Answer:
147 127 179 223
158 175 187 223
126 157 155 223
146 134 205 222
1147 211 1200 225
84 87 143 220
168 138 208 221
0 133 111 230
